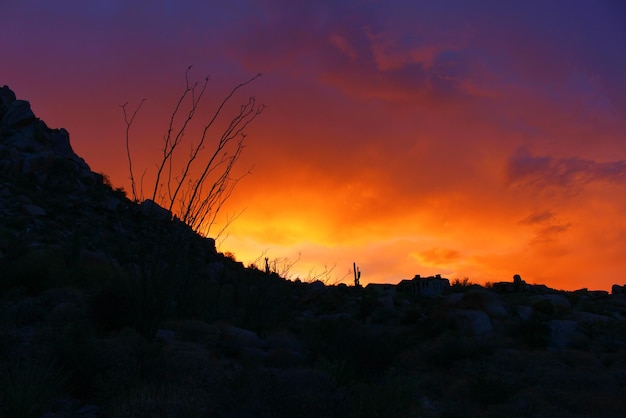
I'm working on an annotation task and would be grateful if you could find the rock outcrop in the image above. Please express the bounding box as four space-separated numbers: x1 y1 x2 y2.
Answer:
1 85 91 182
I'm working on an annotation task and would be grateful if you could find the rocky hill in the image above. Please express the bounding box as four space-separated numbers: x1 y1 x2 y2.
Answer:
1 85 626 417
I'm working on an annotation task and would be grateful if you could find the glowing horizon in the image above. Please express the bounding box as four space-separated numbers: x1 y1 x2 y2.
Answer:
3 0 625 291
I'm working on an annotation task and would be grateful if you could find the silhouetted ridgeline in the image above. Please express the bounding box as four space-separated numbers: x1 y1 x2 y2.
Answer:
1 85 626 417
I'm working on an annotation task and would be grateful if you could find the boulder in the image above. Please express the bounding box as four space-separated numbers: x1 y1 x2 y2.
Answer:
204 236 216 252
515 305 533 321
549 320 579 349
453 309 493 338
207 262 225 280
156 328 176 343
379 294 395 311
530 294 571 315
21 203 46 217
104 196 121 211
46 127 73 156
0 85 17 113
1 99 35 128
443 293 464 305
571 311 612 323
459 289 508 319
21 152 54 175
139 198 172 221
266 347 305 368
221 325 266 349
79 249 119 270
0 88 91 190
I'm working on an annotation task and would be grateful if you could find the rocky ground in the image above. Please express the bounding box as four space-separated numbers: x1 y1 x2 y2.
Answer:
1 85 626 417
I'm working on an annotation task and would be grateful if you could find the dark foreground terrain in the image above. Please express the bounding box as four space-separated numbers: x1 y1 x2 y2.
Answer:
1 86 626 417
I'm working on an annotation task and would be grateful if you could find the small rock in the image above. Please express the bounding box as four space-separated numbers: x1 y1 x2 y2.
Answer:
156 329 176 343
222 325 265 349
21 203 46 216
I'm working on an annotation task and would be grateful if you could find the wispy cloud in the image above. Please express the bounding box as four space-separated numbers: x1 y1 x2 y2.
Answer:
518 209 572 246
519 210 556 225
507 148 626 191
415 247 462 267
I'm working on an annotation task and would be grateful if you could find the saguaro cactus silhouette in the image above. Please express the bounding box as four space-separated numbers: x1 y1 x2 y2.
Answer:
353 262 361 287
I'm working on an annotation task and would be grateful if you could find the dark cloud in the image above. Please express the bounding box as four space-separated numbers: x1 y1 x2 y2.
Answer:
518 208 572 246
507 148 626 190
519 210 556 225
532 223 572 245
318 25 475 106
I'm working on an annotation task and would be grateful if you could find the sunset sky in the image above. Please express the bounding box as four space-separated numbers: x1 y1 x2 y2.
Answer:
3 1 626 290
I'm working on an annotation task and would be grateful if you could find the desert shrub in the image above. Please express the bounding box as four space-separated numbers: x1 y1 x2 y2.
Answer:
90 277 134 335
91 230 199 340
355 288 380 320
234 274 295 332
532 299 556 315
105 382 209 418
34 319 160 402
0 248 94 294
449 277 479 292
49 157 79 178
368 306 400 324
110 217 218 339
0 327 19 358
2 297 46 326
463 361 523 408
212 367 341 418
92 361 140 404
303 318 402 378
31 320 99 399
400 307 423 325
350 370 421 418
162 319 220 347
581 320 626 353
316 355 356 386
0 249 54 294
0 215 28 234
0 358 68 418
419 333 495 370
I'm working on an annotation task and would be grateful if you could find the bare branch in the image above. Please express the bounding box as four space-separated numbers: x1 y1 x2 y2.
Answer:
121 99 146 202
122 69 263 240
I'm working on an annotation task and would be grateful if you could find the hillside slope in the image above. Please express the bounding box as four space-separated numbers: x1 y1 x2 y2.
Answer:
1 86 626 418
